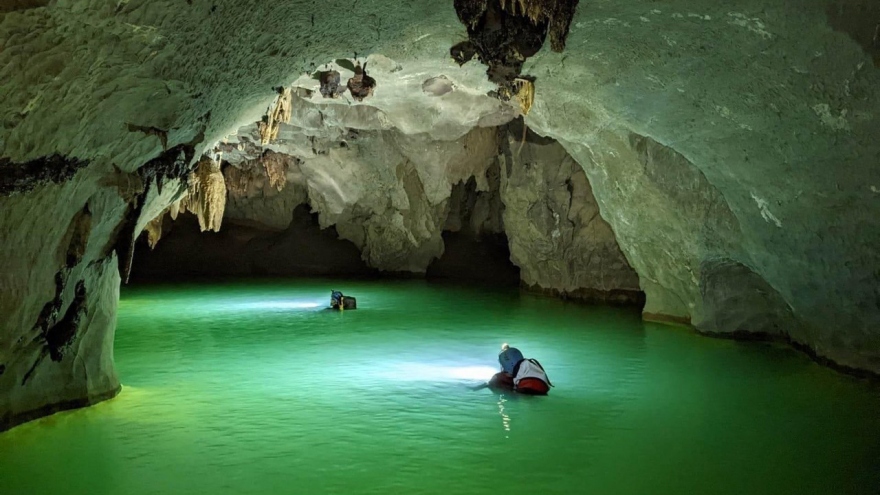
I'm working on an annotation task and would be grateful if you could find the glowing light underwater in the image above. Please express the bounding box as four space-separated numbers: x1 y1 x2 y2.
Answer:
378 363 499 382
229 299 325 310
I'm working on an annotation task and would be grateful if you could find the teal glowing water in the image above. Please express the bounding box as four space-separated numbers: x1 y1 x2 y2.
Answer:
2 279 879 494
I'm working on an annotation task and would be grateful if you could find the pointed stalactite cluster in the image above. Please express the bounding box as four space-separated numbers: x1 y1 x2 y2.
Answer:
261 151 289 192
258 87 293 145
114 140 203 281
144 192 188 249
144 148 289 249
497 0 579 51
144 214 164 249
146 154 227 249
452 0 579 112
511 77 535 115
180 156 227 233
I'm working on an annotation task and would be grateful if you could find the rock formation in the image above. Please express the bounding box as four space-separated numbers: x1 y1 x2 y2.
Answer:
2 0 879 429
499 123 641 303
141 116 643 302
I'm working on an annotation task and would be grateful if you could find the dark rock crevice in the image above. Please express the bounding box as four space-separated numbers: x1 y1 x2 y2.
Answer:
452 0 579 97
427 167 519 285
0 155 89 196
826 0 880 67
22 271 88 385
130 205 376 281
0 0 50 13
114 140 204 283
64 204 93 269
44 280 87 363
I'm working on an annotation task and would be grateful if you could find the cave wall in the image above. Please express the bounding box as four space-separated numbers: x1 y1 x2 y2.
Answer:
0 0 468 430
218 108 503 273
2 0 880 428
520 0 880 372
141 115 639 299
0 168 126 430
499 123 642 303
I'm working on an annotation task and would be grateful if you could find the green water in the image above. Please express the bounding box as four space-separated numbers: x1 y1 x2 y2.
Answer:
1 279 879 494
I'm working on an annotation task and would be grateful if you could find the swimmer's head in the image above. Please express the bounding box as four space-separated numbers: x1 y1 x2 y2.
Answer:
501 343 509 351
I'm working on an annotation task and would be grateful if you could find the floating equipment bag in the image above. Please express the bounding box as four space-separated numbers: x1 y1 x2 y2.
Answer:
512 359 552 395
342 296 357 310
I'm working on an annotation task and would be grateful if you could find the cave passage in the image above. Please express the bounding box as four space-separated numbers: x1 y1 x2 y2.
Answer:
130 205 378 281
1 280 878 495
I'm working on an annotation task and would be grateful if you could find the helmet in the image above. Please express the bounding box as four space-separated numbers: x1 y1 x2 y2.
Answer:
498 346 524 374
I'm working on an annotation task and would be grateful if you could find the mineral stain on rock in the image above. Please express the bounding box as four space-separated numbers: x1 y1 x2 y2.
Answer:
64 205 93 269
0 155 89 196
21 272 88 385
45 280 88 362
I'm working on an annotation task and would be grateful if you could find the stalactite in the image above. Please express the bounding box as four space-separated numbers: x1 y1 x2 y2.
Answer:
496 0 578 43
262 152 288 192
451 0 579 89
513 78 535 115
183 156 226 232
318 70 345 98
169 197 184 220
257 87 293 145
144 214 163 249
225 165 254 195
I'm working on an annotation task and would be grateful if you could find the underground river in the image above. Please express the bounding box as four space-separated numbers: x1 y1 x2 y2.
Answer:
1 279 878 494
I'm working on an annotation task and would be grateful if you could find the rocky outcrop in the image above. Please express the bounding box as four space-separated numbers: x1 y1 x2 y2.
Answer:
499 124 642 303
146 109 640 297
521 2 879 373
0 170 126 431
222 133 497 273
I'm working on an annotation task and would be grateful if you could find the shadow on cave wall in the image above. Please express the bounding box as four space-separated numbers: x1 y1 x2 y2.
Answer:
129 200 522 286
426 230 520 286
426 174 520 286
826 0 880 67
129 205 377 282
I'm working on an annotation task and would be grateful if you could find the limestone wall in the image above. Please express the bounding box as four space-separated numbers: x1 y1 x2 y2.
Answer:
2 0 879 428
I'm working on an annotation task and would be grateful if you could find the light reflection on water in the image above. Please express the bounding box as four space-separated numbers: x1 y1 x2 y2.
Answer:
0 279 878 495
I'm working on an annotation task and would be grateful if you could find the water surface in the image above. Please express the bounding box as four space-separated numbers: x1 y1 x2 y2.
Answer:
2 279 878 494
